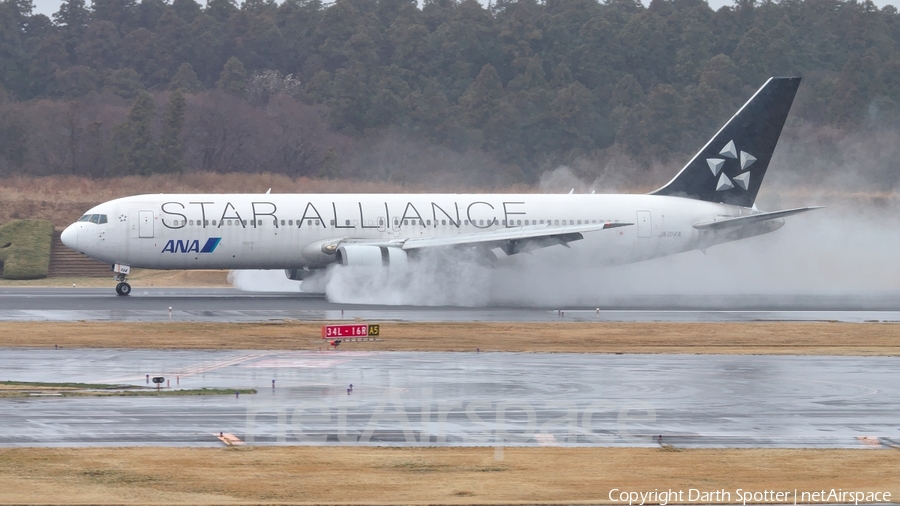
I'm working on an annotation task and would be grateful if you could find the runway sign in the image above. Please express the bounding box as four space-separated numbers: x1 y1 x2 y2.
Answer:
322 324 379 338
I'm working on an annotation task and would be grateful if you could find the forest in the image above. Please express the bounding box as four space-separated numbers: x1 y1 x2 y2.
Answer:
0 0 898 188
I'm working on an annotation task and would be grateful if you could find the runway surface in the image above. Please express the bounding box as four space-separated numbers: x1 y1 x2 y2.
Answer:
1 287 899 322
2 348 898 448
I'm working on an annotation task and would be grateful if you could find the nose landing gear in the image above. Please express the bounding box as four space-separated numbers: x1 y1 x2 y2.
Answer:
113 264 132 296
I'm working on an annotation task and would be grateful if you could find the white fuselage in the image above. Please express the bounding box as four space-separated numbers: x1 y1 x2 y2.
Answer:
61 193 782 270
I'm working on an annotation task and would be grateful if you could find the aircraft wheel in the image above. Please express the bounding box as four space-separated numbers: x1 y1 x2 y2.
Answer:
116 282 132 296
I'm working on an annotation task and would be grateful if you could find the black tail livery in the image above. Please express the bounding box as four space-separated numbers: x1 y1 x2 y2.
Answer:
652 77 801 208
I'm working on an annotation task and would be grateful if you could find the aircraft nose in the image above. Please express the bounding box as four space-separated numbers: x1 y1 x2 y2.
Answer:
60 224 78 251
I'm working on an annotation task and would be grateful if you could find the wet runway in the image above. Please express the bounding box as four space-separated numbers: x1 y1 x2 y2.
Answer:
2 348 898 448
1 288 899 322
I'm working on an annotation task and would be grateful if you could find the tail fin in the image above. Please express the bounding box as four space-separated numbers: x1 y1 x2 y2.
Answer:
651 77 801 208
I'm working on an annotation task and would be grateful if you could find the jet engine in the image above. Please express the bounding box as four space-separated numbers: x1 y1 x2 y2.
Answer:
335 245 408 269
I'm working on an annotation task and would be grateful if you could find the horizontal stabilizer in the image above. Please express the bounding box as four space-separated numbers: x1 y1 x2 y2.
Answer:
692 206 823 230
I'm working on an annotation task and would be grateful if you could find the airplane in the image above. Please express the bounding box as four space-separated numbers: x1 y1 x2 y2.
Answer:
61 76 820 296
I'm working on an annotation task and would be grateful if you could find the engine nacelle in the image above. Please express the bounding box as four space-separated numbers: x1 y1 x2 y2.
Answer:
336 245 408 269
298 238 342 268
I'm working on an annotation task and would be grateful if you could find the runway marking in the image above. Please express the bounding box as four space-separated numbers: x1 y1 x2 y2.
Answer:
98 353 275 383
214 432 244 446
535 433 558 446
856 436 881 447
175 353 273 377
783 377 880 400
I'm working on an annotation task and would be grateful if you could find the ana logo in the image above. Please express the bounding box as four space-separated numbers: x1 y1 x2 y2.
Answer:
706 139 756 192
161 238 221 253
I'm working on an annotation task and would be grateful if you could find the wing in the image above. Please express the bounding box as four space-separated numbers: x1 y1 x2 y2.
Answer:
692 206 822 230
400 221 632 255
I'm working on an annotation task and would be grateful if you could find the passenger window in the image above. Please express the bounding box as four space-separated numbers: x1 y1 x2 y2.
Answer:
441 220 446 225
242 220 247 226
592 220 597 224
308 220 313 226
273 220 278 226
288 220 293 226
479 220 484 226
393 218 399 225
403 220 408 226
464 220 469 225
427 220 431 226
330 220 335 226
212 220 217 226
315 220 320 226
517 220 522 226
554 220 559 225
280 220 285 226
345 220 351 226
378 218 384 225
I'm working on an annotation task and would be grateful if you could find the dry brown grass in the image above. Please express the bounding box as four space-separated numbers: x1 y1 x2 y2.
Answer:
0 446 896 504
2 321 898 355
0 268 231 287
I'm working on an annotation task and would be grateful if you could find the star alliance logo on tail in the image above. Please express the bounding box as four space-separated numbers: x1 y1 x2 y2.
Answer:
161 238 221 253
707 139 756 192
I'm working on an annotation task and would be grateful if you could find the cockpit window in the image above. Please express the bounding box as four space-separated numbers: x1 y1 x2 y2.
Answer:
78 214 108 224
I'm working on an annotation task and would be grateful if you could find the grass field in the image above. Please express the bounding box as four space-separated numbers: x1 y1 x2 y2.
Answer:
0 381 258 398
0 268 231 287
2 321 898 355
0 219 54 279
0 447 896 504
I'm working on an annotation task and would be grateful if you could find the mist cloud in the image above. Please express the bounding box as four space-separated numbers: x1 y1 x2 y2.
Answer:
229 123 900 306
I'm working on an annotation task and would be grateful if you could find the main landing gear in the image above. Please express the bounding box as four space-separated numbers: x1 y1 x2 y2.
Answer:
115 281 131 296
113 264 132 296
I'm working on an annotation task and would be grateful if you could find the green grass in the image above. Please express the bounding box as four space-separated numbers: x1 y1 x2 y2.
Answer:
1 380 130 389
0 382 258 398
0 219 54 279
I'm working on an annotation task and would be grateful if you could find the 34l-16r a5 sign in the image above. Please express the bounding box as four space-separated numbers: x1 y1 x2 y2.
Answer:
321 324 380 338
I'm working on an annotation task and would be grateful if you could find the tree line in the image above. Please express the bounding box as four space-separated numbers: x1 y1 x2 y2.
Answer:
1 0 898 185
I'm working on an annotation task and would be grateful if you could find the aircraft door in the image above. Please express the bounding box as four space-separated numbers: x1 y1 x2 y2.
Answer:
636 210 651 238
391 216 401 237
138 210 154 238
